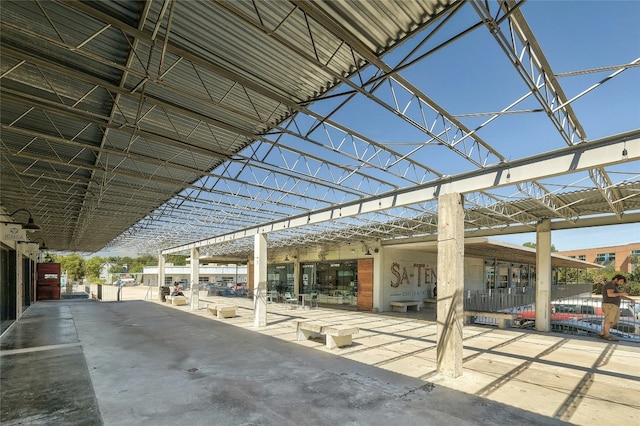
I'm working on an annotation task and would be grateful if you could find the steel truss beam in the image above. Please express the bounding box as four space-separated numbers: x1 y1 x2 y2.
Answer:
163 131 639 254
472 0 629 221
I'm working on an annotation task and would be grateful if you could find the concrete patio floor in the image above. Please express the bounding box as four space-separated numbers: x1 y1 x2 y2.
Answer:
1 294 639 425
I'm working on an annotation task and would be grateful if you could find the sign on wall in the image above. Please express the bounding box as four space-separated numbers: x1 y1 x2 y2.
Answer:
2 223 26 243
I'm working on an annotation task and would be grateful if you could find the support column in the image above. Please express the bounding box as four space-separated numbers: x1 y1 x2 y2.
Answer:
372 248 383 312
190 247 200 310
158 253 165 301
436 192 464 378
535 218 552 332
253 233 267 328
293 259 300 296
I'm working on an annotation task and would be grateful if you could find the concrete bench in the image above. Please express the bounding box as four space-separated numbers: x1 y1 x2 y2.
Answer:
464 311 518 329
295 321 359 350
207 304 236 319
389 301 421 312
166 295 187 306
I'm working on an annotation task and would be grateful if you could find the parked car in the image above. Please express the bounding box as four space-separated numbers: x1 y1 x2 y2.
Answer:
550 319 637 342
113 278 137 287
516 299 635 323
580 316 640 339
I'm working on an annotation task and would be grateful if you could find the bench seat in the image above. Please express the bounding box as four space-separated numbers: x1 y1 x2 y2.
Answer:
389 301 421 312
208 304 237 319
464 311 518 329
167 295 187 306
295 321 359 349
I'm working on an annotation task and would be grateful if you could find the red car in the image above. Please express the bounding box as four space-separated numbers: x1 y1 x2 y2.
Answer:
517 301 634 322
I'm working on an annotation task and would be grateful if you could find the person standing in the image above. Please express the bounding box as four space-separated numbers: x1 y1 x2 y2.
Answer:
599 274 635 341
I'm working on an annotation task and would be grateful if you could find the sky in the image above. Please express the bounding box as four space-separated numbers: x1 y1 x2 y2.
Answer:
325 1 640 253
94 0 640 258
468 1 640 251
493 223 640 252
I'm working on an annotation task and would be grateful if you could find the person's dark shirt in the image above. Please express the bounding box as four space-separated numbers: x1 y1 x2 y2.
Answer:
601 281 622 307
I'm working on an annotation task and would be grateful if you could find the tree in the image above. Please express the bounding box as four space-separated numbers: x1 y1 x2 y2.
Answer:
85 256 105 279
58 253 85 281
523 242 557 252
166 254 188 265
130 255 156 273
109 264 125 274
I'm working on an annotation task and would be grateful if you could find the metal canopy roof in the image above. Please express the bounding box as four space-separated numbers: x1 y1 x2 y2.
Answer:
390 237 602 269
1 0 639 256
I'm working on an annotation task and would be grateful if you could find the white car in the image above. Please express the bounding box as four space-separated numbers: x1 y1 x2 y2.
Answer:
551 318 638 342
114 278 137 286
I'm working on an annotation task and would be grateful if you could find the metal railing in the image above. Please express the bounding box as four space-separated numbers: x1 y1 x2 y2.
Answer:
463 284 593 312
464 284 639 342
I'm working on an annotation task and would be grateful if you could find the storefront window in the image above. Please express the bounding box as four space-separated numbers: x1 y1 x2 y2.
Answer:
485 261 534 290
267 264 294 293
301 263 316 294
484 261 496 290
305 261 358 305
497 264 509 288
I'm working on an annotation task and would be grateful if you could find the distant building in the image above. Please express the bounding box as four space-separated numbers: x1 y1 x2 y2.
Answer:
142 264 248 287
99 262 116 280
557 243 640 273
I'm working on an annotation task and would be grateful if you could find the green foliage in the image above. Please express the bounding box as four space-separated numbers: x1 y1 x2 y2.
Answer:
522 242 557 252
109 264 125 273
589 266 640 296
50 254 165 281
129 255 156 273
165 255 188 265
84 256 105 279
622 281 640 296
592 282 604 295
57 253 85 281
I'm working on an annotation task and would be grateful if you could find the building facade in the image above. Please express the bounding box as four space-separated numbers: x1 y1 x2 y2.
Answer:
557 242 640 274
143 264 248 287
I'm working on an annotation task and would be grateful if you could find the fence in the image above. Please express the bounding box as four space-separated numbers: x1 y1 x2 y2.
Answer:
464 284 639 342
463 283 594 312
87 284 124 301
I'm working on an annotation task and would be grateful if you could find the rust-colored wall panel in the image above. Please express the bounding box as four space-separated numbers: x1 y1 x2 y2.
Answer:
357 258 373 311
248 263 254 294
37 263 61 284
36 263 61 300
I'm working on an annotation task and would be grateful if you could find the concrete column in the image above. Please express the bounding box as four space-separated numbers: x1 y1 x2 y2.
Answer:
16 252 23 317
253 233 267 328
158 253 165 301
293 258 300 295
372 247 383 312
190 247 200 310
535 218 552 332
436 192 464 378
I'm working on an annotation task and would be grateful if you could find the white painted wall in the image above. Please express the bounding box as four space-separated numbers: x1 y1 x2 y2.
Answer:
381 249 437 311
377 250 491 311
464 257 485 294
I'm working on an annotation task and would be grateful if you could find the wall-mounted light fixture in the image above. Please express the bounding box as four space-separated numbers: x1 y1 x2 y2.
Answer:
1 209 41 231
33 238 48 250
18 238 48 250
362 241 379 256
622 142 628 159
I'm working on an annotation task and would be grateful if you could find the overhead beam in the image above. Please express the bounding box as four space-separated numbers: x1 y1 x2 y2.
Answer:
163 130 639 254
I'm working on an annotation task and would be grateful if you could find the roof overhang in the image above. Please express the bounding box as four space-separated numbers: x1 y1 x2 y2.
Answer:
385 237 602 269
